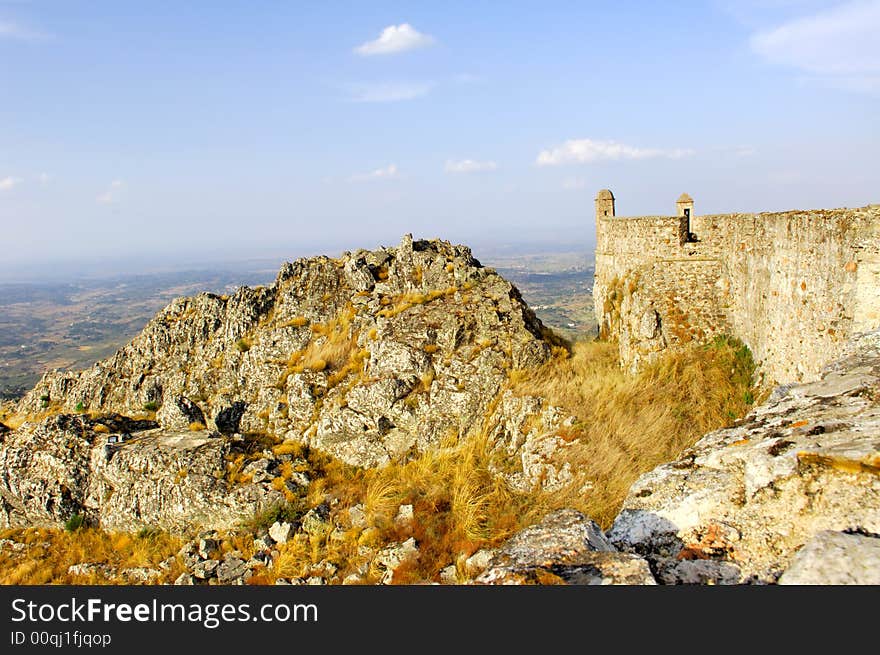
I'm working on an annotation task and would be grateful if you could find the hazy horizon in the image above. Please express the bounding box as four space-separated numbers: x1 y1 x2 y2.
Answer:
2 1 878 273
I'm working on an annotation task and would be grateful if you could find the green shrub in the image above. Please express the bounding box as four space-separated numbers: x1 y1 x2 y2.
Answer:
64 513 84 532
74 402 85 413
236 338 251 353
143 401 159 412
244 500 305 534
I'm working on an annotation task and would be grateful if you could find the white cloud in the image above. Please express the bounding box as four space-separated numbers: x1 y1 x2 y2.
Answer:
354 23 435 56
750 0 880 93
97 179 126 204
536 139 695 166
445 159 497 174
0 19 48 41
0 176 22 191
349 164 398 182
561 177 587 190
349 82 432 103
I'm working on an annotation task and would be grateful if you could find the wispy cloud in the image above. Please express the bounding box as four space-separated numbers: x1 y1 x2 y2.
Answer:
349 164 398 182
354 23 435 56
750 0 880 93
536 139 695 166
445 159 497 174
0 19 49 41
0 176 22 191
97 179 126 205
349 81 433 103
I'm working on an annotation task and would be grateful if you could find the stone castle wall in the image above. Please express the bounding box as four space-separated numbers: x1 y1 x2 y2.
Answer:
594 199 880 383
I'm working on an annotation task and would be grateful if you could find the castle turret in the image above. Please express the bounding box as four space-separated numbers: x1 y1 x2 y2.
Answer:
676 192 694 244
596 189 615 219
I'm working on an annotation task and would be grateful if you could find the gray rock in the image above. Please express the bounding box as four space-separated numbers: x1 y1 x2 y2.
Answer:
174 573 195 585
778 531 880 585
198 538 220 560
9 236 554 491
217 557 250 584
67 563 113 579
476 509 656 585
119 567 162 584
394 504 414 526
653 559 742 585
439 565 459 585
268 521 292 544
156 396 205 431
464 549 495 576
191 559 219 580
609 333 880 583
347 504 367 529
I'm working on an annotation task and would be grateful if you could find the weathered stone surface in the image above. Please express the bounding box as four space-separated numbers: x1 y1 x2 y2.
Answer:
594 199 880 383
12 235 555 478
217 557 250 584
0 416 284 533
156 396 205 431
476 509 656 585
192 559 219 580
439 564 458 585
268 521 293 544
778 531 880 585
609 332 880 583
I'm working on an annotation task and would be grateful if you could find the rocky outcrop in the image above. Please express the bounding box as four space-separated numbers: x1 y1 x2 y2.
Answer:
476 509 656 585
0 414 291 532
608 331 880 584
16 235 554 469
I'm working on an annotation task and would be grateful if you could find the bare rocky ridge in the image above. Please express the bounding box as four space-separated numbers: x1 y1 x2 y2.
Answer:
16 235 553 469
1 236 567 532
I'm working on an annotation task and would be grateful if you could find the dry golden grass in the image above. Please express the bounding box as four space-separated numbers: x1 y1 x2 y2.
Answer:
279 316 310 328
0 527 183 585
508 336 756 525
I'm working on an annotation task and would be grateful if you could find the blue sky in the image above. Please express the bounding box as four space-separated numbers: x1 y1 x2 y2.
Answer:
1 1 878 274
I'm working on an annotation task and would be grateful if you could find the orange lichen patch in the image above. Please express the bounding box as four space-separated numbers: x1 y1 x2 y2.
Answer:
790 420 809 429
677 524 736 561
797 452 880 476
845 261 858 273
730 438 750 447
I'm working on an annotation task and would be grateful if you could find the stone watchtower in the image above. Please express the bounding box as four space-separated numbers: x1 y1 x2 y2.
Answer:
596 189 615 219
676 193 694 244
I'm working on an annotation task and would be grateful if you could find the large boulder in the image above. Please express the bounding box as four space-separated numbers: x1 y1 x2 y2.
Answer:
476 509 656 585
608 331 880 583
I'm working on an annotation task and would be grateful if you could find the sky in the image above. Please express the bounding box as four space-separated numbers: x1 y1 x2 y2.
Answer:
1 0 878 279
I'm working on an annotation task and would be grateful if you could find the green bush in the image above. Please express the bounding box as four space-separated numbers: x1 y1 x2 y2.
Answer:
74 402 85 413
236 338 251 353
64 513 84 532
244 500 305 534
143 401 159 412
